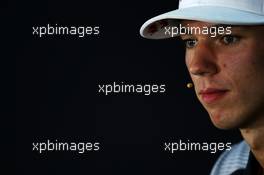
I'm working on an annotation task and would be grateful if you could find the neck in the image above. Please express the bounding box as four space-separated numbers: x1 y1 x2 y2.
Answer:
240 115 264 170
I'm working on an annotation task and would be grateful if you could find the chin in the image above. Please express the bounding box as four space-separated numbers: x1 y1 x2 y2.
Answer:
211 121 238 130
208 110 243 130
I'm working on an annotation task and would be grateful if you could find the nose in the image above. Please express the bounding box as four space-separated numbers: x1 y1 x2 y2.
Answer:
186 42 218 76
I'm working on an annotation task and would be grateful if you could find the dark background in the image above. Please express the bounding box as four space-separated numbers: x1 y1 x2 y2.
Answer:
13 0 242 174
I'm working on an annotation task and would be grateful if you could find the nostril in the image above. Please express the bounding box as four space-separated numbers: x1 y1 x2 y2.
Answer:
188 60 218 76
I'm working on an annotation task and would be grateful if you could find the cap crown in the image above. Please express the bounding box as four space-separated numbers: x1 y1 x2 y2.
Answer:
179 0 264 15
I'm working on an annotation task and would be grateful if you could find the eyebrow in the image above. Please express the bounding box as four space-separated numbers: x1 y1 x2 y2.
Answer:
212 24 247 34
212 24 232 28
212 24 245 29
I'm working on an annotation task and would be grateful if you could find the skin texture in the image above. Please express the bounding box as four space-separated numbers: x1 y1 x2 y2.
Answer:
180 20 264 171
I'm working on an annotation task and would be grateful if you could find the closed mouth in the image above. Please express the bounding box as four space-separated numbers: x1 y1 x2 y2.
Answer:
199 88 229 104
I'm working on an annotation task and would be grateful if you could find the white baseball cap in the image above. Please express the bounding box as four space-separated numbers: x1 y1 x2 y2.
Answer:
140 0 264 39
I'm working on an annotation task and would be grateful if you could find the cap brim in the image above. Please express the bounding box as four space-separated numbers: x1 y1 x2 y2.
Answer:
140 6 264 39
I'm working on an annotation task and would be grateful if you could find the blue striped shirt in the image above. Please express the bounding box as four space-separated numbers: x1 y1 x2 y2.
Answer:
210 141 251 175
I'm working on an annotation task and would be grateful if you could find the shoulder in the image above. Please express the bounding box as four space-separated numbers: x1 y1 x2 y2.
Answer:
210 141 250 175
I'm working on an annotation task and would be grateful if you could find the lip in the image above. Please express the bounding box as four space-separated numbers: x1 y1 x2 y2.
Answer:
199 88 229 104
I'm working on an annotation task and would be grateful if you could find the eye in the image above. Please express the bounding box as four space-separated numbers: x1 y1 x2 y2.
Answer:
183 39 198 49
221 35 240 45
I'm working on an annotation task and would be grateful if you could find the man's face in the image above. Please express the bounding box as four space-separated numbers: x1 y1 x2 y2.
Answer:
181 21 264 129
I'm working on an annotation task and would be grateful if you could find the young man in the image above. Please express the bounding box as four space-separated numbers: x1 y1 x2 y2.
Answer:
140 0 264 175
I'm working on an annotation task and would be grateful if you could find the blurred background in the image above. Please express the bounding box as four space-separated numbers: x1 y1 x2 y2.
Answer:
13 0 242 174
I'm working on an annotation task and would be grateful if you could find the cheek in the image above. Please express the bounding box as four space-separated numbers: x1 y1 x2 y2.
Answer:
221 39 264 83
220 51 255 86
221 47 264 107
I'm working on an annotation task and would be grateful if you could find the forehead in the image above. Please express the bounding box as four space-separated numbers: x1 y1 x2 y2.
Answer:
180 20 234 29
